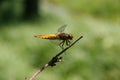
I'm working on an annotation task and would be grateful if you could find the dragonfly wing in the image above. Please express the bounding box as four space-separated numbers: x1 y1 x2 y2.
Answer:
57 24 67 33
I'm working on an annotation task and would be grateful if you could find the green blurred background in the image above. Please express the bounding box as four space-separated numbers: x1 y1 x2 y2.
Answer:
0 0 120 80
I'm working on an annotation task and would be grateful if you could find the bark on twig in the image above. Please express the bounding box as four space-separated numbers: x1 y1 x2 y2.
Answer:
26 35 83 80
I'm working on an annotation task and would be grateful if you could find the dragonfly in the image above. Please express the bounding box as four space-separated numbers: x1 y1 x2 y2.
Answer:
34 25 73 49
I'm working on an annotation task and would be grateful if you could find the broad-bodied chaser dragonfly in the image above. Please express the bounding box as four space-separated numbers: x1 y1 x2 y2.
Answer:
34 25 73 49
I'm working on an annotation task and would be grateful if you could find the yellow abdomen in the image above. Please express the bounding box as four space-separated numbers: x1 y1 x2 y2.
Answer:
34 34 59 40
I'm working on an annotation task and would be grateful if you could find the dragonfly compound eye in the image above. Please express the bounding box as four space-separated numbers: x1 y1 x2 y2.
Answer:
69 34 73 40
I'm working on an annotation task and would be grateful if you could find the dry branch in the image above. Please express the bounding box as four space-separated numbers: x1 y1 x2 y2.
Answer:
26 35 83 80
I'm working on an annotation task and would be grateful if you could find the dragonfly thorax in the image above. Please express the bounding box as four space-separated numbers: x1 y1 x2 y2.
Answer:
58 33 73 40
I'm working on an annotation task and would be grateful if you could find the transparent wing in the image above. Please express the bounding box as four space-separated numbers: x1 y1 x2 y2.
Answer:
57 24 67 33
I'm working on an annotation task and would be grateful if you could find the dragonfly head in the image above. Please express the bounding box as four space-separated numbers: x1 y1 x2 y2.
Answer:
68 34 73 40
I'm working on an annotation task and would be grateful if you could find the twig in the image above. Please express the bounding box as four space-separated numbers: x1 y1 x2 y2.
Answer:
26 35 83 80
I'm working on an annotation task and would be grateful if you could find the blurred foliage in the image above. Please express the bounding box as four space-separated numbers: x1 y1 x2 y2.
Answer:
48 0 120 20
0 0 23 23
0 0 120 80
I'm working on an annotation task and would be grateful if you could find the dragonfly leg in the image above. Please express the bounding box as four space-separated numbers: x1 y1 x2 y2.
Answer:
66 40 71 46
59 40 65 49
